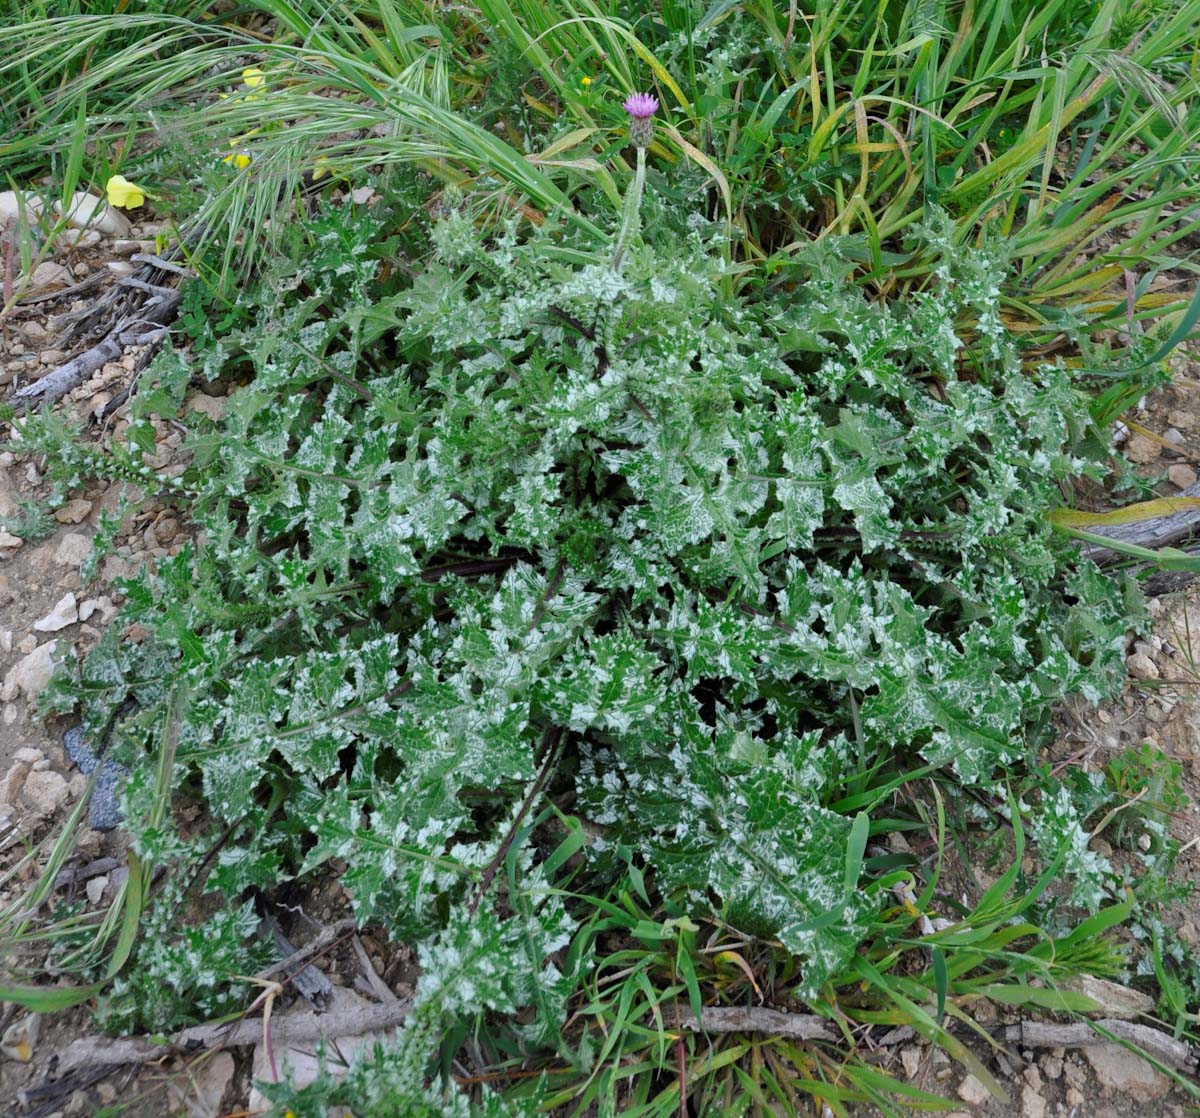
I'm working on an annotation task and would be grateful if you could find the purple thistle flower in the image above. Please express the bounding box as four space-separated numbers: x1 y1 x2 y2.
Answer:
623 92 658 147
623 92 659 119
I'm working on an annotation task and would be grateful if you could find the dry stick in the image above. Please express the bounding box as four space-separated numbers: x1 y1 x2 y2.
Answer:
56 999 413 1076
260 911 335 1010
53 856 120 891
1001 1019 1199 1075
8 288 180 410
5 230 190 410
92 326 172 424
51 219 201 349
674 1007 1199 1076
9 331 126 407
352 933 401 1004
467 726 563 916
10 270 106 308
1081 479 1200 563
127 252 194 277
673 1004 836 1042
254 917 357 983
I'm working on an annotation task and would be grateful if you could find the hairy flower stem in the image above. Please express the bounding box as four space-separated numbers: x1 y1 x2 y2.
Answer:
610 145 646 274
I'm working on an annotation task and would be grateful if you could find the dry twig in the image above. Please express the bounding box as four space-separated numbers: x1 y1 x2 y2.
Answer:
57 998 412 1076
1082 479 1200 562
8 287 179 410
254 916 356 983
1000 1019 1199 1075
674 1004 836 1041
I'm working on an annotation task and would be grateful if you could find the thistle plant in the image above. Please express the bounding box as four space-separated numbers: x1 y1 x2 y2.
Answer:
19 183 1154 1111
2 1 1199 1113
611 91 657 272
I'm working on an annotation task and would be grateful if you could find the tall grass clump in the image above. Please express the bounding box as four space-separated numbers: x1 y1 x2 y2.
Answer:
2 0 1200 1114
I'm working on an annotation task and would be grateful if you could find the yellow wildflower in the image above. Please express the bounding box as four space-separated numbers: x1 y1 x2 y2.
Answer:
222 131 260 170
242 66 266 88
105 174 147 208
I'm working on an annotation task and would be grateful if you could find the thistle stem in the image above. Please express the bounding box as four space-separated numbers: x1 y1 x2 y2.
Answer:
610 144 646 274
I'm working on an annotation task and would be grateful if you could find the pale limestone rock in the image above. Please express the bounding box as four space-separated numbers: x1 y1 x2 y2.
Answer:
34 592 79 632
85 876 107 905
1126 652 1159 681
0 758 31 806
54 532 92 568
1084 1043 1170 1099
56 227 102 250
1167 463 1197 489
29 261 72 290
102 555 135 582
0 469 17 520
1123 433 1160 464
111 239 155 256
0 190 42 232
54 499 93 524
22 769 69 816
76 827 103 858
1063 975 1155 1019
78 595 116 623
956 1074 989 1106
54 191 131 236
2 641 56 701
185 1050 235 1118
185 392 227 422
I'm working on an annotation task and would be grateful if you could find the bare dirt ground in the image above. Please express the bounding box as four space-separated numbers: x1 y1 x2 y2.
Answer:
1 231 1199 1115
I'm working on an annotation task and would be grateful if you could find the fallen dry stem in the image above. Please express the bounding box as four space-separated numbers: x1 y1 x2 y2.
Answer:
1001 1019 1199 1076
675 1006 1199 1077
57 998 412 1075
